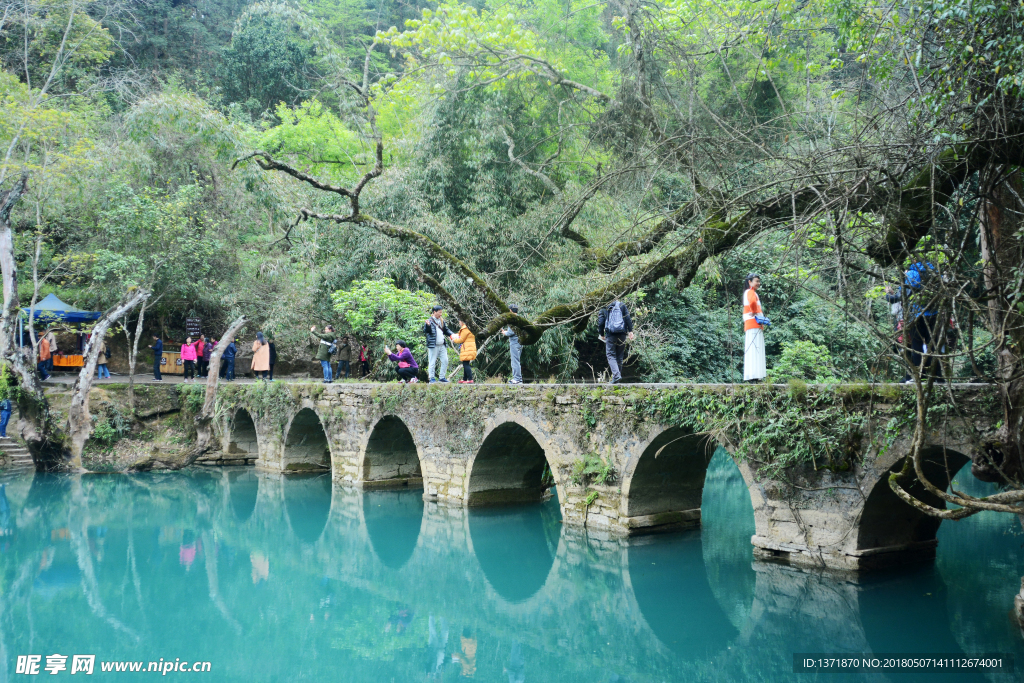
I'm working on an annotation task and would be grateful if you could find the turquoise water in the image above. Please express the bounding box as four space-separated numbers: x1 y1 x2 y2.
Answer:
0 451 1021 681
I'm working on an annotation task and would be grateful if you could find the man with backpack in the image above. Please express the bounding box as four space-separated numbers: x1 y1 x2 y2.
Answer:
598 300 634 384
901 261 942 382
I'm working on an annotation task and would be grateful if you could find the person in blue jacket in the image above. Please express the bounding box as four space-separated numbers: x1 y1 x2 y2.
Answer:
901 261 942 382
222 339 237 382
0 395 13 438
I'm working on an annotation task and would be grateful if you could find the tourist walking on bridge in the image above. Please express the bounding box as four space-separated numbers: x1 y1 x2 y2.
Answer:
251 332 270 380
96 340 110 379
424 306 454 383
901 261 942 382
223 338 237 381
268 337 277 381
195 336 206 377
37 334 51 381
359 342 369 378
0 395 12 437
742 274 769 382
598 300 634 384
149 335 163 381
451 320 477 384
336 335 353 380
502 305 523 384
180 336 198 382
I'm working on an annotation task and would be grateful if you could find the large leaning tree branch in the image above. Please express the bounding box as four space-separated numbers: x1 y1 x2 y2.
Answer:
67 287 152 470
867 136 1024 265
889 379 1024 515
130 315 249 472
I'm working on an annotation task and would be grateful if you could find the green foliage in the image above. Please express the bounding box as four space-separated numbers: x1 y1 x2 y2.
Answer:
221 2 321 116
0 363 21 402
177 384 207 415
652 386 887 480
90 401 134 449
91 184 217 296
333 278 445 365
569 451 615 486
770 341 838 383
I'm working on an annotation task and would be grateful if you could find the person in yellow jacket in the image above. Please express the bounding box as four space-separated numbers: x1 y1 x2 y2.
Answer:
450 320 477 384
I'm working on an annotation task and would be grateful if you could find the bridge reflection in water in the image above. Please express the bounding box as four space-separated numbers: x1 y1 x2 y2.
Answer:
0 450 1020 682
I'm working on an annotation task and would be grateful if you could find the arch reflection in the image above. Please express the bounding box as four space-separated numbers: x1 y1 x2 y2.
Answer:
228 469 259 522
283 474 332 545
468 498 560 603
364 489 423 570
859 565 968 660
627 532 737 658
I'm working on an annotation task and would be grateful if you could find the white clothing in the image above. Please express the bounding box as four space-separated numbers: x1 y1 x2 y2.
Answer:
743 328 766 381
434 322 444 347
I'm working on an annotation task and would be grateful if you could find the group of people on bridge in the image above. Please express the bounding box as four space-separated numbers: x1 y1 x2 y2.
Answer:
33 263 943 385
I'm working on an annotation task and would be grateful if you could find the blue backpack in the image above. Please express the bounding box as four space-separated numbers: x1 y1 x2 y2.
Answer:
606 302 626 334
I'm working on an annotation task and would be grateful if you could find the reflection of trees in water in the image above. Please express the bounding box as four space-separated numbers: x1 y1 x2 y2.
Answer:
937 461 1024 658
700 447 756 632
3 469 1022 683
364 489 422 569
468 498 560 603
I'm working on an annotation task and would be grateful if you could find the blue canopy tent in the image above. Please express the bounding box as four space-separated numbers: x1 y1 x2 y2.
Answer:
19 293 103 346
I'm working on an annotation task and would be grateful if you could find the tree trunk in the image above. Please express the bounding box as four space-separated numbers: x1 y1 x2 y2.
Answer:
0 173 61 463
126 300 148 414
67 288 150 469
129 315 247 471
975 169 1024 484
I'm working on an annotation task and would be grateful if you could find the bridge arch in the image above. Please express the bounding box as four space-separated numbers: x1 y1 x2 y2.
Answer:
225 408 259 463
359 416 423 488
855 446 971 568
465 417 559 506
282 407 332 472
620 426 752 533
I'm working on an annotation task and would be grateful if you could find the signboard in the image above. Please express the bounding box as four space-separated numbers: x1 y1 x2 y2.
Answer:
185 317 202 337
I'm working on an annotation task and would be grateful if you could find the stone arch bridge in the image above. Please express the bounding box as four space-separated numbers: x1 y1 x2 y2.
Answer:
201 382 1002 573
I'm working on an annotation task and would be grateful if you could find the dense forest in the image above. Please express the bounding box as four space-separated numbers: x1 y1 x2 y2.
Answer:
3 0 982 383
1 1 1023 520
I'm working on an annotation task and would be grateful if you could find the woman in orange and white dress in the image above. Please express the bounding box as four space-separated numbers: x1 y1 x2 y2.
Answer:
742 273 767 382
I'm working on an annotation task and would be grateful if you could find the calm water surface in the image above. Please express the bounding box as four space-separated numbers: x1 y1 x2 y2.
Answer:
0 451 1021 682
